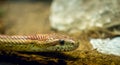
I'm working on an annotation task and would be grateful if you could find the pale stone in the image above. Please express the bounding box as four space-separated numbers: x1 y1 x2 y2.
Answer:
50 0 120 33
90 37 120 56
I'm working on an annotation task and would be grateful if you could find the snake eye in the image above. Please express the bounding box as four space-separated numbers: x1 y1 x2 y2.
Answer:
59 40 65 45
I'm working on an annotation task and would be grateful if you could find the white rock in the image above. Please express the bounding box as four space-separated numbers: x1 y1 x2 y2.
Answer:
90 37 120 56
50 0 120 33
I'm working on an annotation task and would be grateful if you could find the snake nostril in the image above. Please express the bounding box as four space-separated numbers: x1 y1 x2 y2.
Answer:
59 39 65 45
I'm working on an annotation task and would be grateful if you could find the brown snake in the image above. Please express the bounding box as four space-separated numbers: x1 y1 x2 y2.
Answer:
0 34 79 52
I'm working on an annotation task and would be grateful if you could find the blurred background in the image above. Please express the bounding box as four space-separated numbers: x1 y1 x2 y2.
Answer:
0 0 52 34
0 0 120 35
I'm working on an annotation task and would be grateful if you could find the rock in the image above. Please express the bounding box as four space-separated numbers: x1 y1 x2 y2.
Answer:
90 37 120 56
50 0 120 33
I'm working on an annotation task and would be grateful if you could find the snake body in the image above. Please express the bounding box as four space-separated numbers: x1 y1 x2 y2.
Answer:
0 34 79 52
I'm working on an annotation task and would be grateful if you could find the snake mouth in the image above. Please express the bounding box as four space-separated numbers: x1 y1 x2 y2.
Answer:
45 42 79 52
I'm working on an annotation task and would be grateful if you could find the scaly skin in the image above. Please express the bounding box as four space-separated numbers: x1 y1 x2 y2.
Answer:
0 34 79 52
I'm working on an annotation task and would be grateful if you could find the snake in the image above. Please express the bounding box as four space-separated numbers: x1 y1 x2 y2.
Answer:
0 34 79 52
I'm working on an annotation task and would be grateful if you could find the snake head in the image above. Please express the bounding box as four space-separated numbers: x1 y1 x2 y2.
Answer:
38 34 79 52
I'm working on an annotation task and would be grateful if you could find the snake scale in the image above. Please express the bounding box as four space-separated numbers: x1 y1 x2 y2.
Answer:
0 34 79 52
